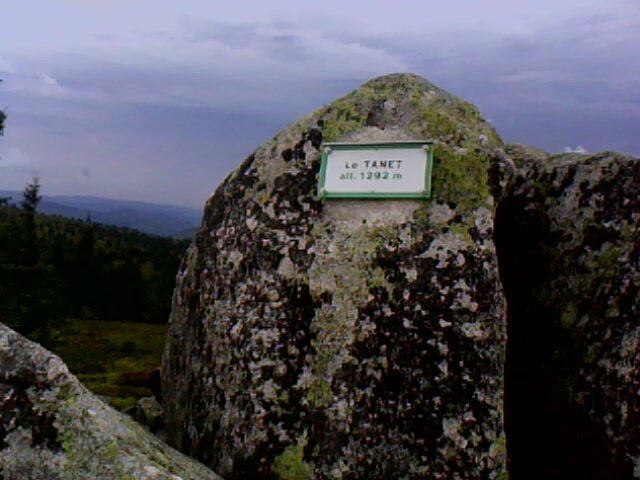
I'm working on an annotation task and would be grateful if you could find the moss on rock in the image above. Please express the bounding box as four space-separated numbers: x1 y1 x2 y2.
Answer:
272 436 313 480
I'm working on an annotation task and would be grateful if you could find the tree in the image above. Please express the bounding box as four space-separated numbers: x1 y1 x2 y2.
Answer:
22 177 42 212
21 177 42 266
0 178 62 342
0 78 5 134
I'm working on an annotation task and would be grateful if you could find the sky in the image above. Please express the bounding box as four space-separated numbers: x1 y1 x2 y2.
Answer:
0 0 638 208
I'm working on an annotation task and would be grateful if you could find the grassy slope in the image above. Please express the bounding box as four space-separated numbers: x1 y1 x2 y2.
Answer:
51 319 167 410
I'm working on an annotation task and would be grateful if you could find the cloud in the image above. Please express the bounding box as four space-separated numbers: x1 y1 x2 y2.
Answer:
0 3 637 207
1 8 637 125
1 17 408 111
42 74 59 87
40 74 66 96
499 70 570 84
0 59 14 75
0 71 71 102
0 146 38 172
564 146 589 153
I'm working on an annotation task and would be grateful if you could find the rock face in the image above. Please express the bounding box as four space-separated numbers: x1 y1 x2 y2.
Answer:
0 323 220 480
162 73 507 478
496 149 640 478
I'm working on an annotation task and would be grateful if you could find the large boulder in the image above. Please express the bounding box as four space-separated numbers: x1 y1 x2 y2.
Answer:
496 150 640 478
0 323 220 480
162 73 507 478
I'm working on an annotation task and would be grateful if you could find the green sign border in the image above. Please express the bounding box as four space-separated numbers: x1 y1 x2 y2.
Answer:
317 141 434 199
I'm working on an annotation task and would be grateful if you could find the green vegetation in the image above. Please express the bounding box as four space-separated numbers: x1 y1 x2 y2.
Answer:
430 146 491 216
319 91 368 142
0 180 188 337
272 437 313 480
52 319 167 410
0 179 187 408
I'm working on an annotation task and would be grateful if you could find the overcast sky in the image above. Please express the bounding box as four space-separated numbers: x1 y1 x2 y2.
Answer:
0 0 638 207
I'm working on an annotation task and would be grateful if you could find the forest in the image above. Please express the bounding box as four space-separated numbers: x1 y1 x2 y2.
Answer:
0 179 190 408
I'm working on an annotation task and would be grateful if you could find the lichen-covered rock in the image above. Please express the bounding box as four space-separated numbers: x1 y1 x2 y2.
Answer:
129 396 166 437
496 150 640 478
0 323 220 480
162 73 507 479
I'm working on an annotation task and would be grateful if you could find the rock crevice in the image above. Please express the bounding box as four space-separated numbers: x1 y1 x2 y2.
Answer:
495 149 640 479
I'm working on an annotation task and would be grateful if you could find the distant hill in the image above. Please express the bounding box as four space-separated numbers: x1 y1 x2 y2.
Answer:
171 227 198 240
0 191 201 237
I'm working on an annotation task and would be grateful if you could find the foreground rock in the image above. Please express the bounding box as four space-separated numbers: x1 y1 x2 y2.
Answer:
0 323 220 480
496 149 640 478
162 73 507 478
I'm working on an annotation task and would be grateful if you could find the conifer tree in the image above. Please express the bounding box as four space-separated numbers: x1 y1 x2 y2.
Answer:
21 177 42 266
0 78 5 134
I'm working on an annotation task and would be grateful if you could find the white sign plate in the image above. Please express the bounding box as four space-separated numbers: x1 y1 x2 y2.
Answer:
318 142 433 199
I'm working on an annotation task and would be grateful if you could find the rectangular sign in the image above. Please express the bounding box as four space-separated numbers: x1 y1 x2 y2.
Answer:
317 141 433 199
